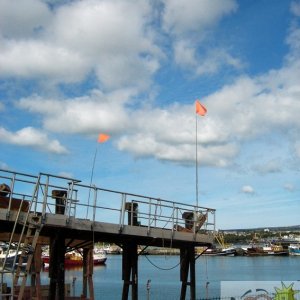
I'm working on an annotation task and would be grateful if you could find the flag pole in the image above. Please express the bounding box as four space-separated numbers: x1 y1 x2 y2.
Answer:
85 133 110 219
86 144 98 219
194 99 207 209
195 113 199 209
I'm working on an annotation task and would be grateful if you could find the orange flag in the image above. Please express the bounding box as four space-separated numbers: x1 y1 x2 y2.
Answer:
98 133 110 143
195 99 207 116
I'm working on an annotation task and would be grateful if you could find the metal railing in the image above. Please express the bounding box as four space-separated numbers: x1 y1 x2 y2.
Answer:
0 169 216 233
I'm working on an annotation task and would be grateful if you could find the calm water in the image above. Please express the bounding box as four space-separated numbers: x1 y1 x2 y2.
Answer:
38 255 300 299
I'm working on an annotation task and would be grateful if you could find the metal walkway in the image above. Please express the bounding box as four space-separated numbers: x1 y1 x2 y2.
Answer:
0 168 216 299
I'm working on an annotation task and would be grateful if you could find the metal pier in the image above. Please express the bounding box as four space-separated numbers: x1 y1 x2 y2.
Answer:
0 168 215 299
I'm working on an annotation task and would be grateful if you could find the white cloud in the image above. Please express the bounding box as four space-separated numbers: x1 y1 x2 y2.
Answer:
283 183 295 192
17 89 134 134
0 161 9 170
174 40 243 75
0 126 68 154
57 171 74 179
241 185 255 194
2 0 300 172
252 159 282 175
291 1 300 17
163 0 240 75
0 0 52 38
0 0 162 90
0 40 89 82
162 0 237 36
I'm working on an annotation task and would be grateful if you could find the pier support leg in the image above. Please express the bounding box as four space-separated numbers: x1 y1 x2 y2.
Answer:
122 242 138 300
48 231 65 300
87 246 95 300
30 243 42 299
180 246 196 300
83 248 88 298
82 247 95 300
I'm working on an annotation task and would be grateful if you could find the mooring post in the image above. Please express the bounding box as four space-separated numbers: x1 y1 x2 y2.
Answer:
122 241 138 300
180 246 196 300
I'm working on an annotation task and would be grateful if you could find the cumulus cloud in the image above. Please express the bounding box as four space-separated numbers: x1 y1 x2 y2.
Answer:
162 0 237 36
0 0 162 90
0 127 68 154
173 40 243 76
162 0 240 75
0 0 52 38
0 40 89 82
2 0 300 172
17 89 134 134
241 185 255 194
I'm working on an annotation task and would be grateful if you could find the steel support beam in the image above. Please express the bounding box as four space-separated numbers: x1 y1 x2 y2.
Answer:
180 246 196 300
122 242 138 300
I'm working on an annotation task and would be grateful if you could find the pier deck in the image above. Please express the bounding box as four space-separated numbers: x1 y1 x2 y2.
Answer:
0 169 215 299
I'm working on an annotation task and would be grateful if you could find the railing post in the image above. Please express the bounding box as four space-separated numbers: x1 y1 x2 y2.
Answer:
119 194 126 231
171 202 175 235
147 198 152 234
92 186 97 223
32 174 41 215
6 173 16 219
41 175 49 215
66 180 75 220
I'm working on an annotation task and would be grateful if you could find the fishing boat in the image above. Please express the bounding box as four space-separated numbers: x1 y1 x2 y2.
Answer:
42 248 107 267
262 243 288 256
288 244 300 256
210 232 238 256
198 246 237 256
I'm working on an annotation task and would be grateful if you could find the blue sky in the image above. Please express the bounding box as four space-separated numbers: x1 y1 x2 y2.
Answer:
0 0 299 229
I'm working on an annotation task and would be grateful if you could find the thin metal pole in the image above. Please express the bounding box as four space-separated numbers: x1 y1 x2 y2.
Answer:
195 114 199 208
86 145 98 219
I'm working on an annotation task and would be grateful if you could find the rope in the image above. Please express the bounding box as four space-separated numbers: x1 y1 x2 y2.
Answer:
144 254 180 271
204 251 209 297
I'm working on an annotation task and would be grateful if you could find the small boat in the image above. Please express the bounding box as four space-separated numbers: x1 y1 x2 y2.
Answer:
42 248 107 267
210 232 237 256
288 244 300 256
93 248 107 265
0 246 25 268
102 244 122 254
199 246 237 256
220 247 237 256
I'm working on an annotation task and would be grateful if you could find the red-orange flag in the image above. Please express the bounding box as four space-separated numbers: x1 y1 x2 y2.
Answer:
98 133 110 143
195 99 207 116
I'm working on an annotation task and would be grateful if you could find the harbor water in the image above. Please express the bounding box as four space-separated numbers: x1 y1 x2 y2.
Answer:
39 254 300 299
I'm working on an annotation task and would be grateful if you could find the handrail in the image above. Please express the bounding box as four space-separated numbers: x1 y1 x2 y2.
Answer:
0 169 216 232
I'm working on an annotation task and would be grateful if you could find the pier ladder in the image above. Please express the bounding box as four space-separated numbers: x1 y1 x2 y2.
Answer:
1 174 43 300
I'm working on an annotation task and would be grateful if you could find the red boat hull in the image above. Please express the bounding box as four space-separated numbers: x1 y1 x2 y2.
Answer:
42 256 107 267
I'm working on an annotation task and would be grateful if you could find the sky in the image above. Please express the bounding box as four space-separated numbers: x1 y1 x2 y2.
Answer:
0 0 300 230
